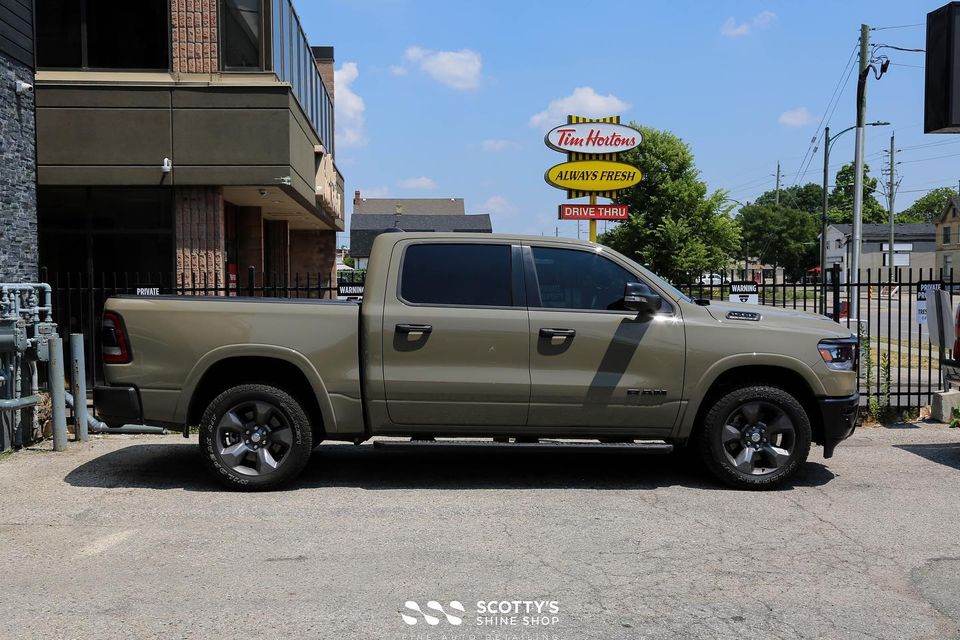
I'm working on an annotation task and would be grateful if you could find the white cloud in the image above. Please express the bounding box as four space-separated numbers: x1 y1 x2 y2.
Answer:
529 87 630 128
482 195 518 216
480 139 520 152
334 62 366 147
359 186 389 198
778 106 815 127
721 10 776 37
397 176 437 190
400 46 483 90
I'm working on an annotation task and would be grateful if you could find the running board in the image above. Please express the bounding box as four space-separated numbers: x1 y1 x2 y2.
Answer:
372 439 674 454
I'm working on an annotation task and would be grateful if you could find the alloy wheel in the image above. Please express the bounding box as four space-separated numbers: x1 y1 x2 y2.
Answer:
214 401 295 476
720 401 796 476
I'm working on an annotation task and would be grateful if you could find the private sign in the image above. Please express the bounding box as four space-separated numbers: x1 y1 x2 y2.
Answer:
545 160 643 192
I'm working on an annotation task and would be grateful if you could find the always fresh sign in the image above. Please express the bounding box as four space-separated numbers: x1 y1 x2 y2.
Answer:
545 160 643 192
545 122 642 154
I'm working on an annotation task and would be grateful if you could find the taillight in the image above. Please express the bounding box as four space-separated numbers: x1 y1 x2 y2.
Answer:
102 311 132 364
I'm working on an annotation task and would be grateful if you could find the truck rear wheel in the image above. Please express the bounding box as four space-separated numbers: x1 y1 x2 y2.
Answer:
198 384 313 491
698 385 811 490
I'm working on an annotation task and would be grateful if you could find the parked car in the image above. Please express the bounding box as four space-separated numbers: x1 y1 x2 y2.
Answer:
699 273 729 285
95 233 859 491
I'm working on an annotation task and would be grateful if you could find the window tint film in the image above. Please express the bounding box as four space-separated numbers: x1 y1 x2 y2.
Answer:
401 244 512 307
532 247 639 311
222 0 262 69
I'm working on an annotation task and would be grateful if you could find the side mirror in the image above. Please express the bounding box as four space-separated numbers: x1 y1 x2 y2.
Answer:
623 282 661 315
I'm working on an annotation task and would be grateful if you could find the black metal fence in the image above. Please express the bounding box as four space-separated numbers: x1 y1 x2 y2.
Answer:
680 266 956 413
41 266 344 387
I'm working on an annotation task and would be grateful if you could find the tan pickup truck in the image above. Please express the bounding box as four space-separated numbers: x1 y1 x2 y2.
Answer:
95 233 859 490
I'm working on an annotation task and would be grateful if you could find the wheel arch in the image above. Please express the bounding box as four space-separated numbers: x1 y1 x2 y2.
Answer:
679 362 824 445
181 347 332 442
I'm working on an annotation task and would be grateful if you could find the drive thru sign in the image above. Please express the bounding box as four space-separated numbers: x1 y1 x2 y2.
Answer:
728 282 759 305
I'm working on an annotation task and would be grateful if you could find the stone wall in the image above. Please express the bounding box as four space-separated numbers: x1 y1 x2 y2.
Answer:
175 186 225 290
290 229 337 288
171 0 219 74
0 54 37 282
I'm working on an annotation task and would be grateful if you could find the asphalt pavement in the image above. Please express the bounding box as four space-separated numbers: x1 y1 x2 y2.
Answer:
1 424 960 640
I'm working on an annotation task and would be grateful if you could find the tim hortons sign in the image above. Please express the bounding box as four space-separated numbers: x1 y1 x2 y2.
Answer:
545 122 642 154
559 204 629 220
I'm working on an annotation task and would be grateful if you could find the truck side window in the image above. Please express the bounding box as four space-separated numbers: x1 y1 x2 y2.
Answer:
400 243 513 307
532 247 639 311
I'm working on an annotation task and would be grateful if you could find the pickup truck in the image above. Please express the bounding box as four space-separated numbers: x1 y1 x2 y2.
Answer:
95 233 859 491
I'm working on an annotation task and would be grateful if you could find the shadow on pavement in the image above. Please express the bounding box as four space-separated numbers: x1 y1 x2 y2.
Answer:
896 442 960 470
63 441 836 492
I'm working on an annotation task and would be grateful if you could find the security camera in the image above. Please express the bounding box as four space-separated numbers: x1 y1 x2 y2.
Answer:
15 80 33 96
258 188 268 197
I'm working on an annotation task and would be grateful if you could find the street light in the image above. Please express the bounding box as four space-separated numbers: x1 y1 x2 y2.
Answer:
819 120 889 315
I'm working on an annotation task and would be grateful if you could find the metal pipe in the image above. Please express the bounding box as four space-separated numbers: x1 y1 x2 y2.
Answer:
0 394 39 410
69 334 88 442
48 336 67 451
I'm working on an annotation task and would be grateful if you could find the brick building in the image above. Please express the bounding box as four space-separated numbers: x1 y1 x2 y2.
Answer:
30 0 343 292
0 0 37 282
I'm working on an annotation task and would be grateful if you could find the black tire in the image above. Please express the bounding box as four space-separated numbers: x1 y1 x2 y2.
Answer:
698 385 811 490
198 384 313 491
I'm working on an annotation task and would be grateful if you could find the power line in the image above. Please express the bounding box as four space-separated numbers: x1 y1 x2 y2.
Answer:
870 23 924 31
898 151 960 165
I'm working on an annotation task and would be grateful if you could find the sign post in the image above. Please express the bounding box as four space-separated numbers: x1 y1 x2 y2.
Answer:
543 116 642 238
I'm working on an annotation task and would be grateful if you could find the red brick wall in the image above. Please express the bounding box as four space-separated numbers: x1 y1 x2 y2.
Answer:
175 187 225 290
171 0 219 74
290 230 337 289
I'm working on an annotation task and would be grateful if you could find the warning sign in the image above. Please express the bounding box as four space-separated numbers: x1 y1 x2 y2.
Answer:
728 281 759 305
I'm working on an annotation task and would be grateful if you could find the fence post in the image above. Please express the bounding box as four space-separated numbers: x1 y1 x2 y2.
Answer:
247 266 255 297
831 264 841 322
69 333 88 442
49 336 68 452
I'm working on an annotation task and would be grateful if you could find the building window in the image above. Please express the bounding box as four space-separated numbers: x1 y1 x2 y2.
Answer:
944 226 952 245
221 0 262 69
945 254 954 276
35 0 169 70
400 244 513 307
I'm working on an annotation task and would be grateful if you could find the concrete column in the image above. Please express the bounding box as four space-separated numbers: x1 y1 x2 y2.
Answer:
175 187 225 291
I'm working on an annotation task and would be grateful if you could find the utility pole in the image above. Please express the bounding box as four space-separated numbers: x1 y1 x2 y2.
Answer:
851 23 870 319
821 126 830 314
887 132 896 274
775 161 781 206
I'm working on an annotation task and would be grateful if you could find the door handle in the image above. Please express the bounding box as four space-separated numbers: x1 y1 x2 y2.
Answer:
539 328 576 339
396 323 433 335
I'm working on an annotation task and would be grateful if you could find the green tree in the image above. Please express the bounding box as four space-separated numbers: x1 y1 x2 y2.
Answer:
598 125 741 282
896 187 957 223
828 162 887 224
754 183 824 215
738 204 819 282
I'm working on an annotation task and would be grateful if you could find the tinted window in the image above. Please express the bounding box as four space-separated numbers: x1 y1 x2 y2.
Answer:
36 0 168 69
532 247 639 311
35 0 82 67
401 244 512 307
222 0 261 69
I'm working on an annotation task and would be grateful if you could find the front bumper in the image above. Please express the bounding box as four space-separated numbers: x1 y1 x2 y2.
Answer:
93 386 142 427
817 392 859 458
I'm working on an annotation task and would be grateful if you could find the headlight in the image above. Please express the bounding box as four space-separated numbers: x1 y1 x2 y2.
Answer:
818 337 858 371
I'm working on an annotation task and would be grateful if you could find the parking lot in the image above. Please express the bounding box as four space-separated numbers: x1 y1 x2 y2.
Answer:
1 425 959 640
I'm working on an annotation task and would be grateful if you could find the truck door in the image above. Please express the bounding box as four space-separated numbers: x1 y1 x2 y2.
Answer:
524 244 685 434
381 241 530 426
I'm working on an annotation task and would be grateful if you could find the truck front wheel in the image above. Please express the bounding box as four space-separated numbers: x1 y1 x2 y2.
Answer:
198 384 313 490
698 385 811 490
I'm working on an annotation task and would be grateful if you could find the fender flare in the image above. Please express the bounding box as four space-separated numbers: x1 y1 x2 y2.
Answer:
675 353 825 438
175 344 336 431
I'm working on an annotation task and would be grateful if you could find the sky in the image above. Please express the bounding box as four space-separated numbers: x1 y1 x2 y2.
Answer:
291 0 959 247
